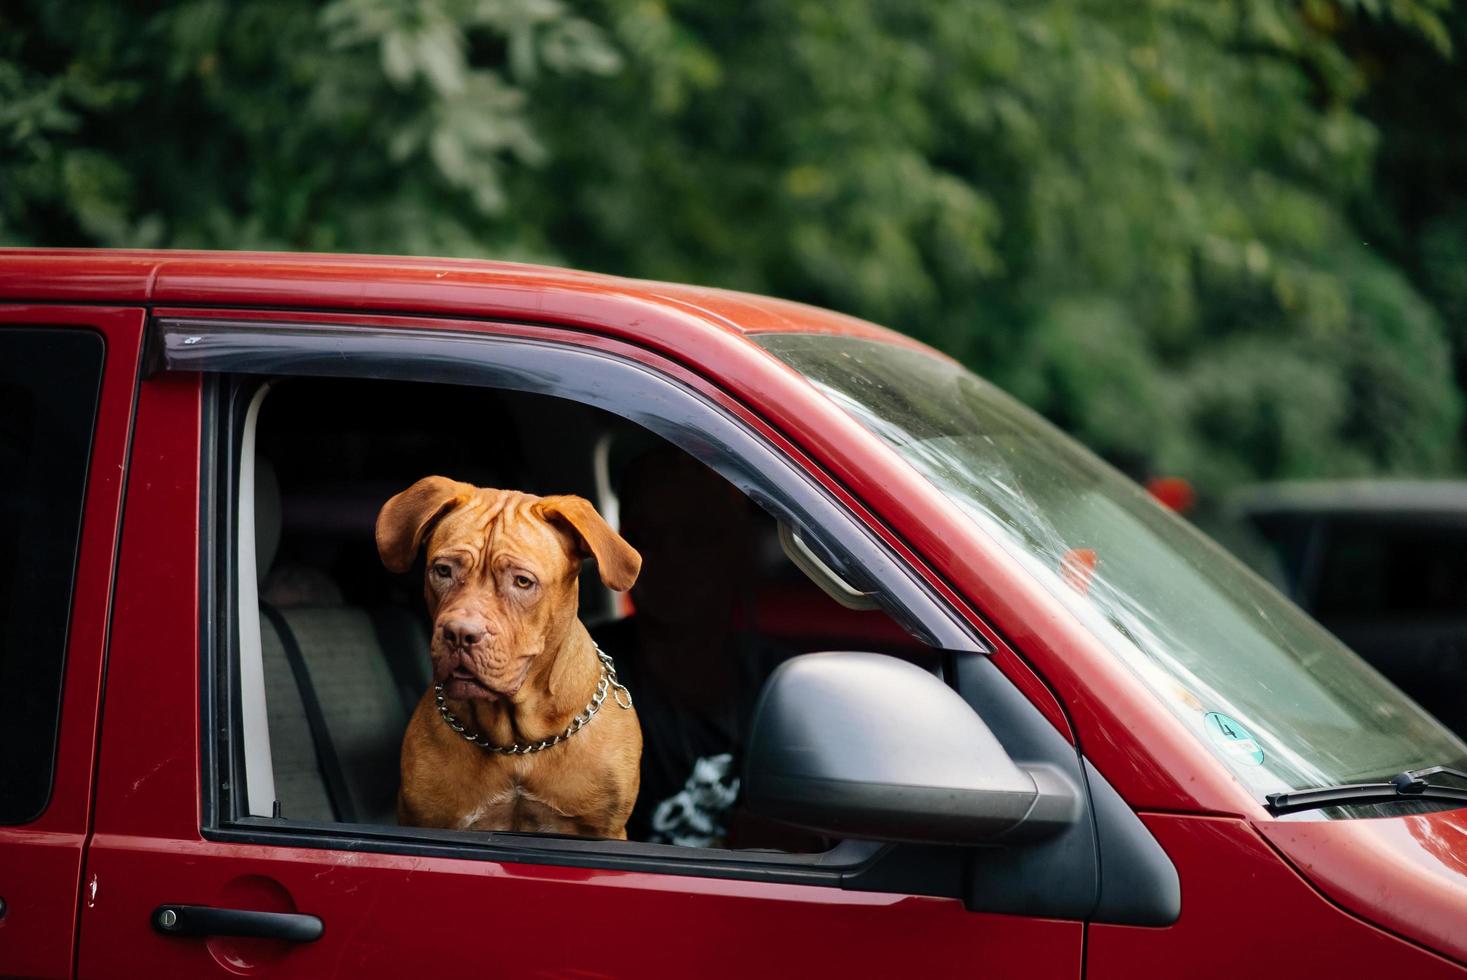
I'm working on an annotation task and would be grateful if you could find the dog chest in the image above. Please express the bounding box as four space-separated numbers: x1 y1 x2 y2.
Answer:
456 779 576 834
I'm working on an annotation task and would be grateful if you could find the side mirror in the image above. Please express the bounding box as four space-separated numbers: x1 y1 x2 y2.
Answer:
745 652 1080 844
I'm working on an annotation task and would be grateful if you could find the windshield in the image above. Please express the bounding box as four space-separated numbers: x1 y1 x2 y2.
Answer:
759 334 1467 804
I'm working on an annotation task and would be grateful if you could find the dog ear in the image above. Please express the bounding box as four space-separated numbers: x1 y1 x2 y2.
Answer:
376 476 474 573
536 495 642 592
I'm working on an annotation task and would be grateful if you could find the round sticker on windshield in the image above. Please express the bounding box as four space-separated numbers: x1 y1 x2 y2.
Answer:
1203 712 1265 766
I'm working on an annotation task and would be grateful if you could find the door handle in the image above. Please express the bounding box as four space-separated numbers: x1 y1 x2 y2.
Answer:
153 904 323 942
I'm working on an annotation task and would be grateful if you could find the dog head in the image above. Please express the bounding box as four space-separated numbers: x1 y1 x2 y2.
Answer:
376 477 641 701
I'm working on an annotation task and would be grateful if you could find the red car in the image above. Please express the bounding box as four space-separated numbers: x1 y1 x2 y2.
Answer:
1 249 1465 978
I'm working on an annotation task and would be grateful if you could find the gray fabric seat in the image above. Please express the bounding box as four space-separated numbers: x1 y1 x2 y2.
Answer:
261 605 429 825
254 457 432 827
260 615 334 822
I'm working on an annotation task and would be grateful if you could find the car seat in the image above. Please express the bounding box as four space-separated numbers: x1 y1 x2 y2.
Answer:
254 458 431 825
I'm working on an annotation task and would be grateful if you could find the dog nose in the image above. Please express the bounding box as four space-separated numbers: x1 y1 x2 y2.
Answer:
441 618 486 649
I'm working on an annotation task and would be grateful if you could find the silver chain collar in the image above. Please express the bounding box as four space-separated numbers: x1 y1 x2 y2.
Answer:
434 644 634 755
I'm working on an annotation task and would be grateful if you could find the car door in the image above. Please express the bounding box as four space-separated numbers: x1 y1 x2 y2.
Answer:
78 309 1085 979
0 307 143 979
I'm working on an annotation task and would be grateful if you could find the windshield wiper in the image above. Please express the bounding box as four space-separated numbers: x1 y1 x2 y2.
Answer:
1266 766 1467 816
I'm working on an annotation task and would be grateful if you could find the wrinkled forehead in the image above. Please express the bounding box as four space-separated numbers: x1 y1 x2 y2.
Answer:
426 490 574 570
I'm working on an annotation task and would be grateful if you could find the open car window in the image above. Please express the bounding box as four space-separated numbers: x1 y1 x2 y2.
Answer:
201 322 969 872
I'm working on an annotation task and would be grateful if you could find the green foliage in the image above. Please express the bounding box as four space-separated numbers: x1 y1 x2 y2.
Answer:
1349 2 1467 451
1 0 1460 493
1 0 618 252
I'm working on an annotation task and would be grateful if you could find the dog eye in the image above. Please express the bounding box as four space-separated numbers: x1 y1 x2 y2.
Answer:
513 574 535 590
433 563 454 580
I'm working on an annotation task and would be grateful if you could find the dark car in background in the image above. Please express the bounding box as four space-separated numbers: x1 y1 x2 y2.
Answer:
1231 481 1467 737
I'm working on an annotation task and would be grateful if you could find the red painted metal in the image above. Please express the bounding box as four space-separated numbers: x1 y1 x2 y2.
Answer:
76 370 204 977
100 251 1238 809
0 252 161 303
1257 808 1467 965
80 835 1081 977
76 331 1082 979
127 252 1231 810
0 253 1162 790
1088 814 1467 975
84 372 204 845
0 306 143 979
0 250 1463 972
0 253 1409 804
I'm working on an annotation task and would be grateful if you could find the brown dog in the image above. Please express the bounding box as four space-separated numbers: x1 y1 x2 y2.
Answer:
376 477 643 839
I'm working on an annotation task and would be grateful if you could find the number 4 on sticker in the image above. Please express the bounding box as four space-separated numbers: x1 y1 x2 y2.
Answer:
1202 711 1265 766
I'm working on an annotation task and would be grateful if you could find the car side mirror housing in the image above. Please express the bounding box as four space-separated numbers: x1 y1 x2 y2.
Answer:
744 652 1080 845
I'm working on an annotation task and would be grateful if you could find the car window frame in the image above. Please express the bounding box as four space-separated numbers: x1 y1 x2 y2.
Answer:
174 314 994 894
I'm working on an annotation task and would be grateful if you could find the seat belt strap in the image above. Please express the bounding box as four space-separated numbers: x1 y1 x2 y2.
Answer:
261 602 357 824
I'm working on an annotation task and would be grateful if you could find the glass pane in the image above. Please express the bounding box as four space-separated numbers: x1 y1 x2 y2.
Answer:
758 333 1467 804
0 328 105 824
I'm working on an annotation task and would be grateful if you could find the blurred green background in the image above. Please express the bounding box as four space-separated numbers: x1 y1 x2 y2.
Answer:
4 0 1466 499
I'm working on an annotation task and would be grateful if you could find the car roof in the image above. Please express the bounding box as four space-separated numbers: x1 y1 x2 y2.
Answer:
1232 479 1467 519
0 248 930 352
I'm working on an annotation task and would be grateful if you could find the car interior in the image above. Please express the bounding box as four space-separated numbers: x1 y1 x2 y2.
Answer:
243 377 928 848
